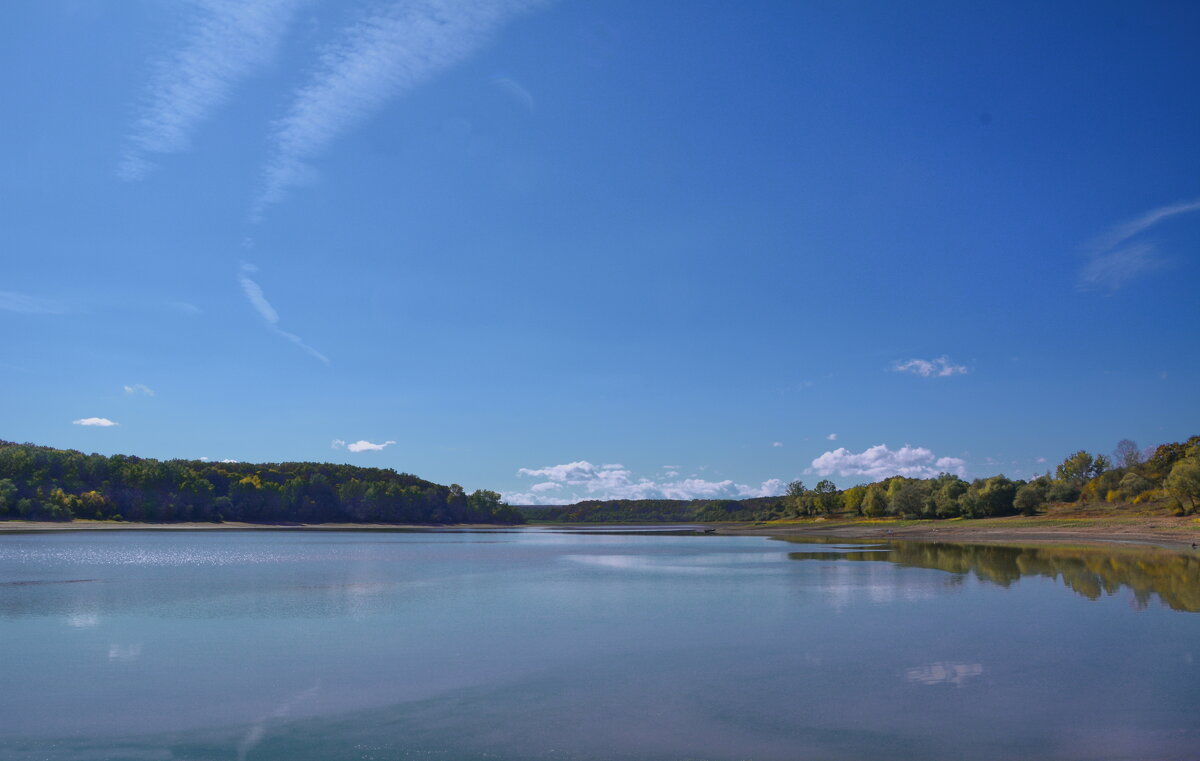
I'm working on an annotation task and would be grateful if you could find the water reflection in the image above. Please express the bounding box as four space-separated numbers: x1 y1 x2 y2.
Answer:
782 537 1200 612
905 662 984 686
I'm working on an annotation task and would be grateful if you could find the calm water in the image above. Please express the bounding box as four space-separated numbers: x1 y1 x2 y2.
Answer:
1 529 1197 761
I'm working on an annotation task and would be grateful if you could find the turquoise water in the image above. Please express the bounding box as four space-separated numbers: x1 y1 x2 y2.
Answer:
1 529 1197 760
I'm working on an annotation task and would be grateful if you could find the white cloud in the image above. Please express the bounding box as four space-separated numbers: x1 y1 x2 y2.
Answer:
509 460 785 505
331 439 347 449
221 459 239 464
73 417 118 427
772 441 783 447
826 433 837 441
118 0 302 180
346 439 396 453
255 0 545 214
891 356 968 378
1079 197 1200 290
238 263 329 364
809 444 966 481
0 291 66 315
123 383 154 396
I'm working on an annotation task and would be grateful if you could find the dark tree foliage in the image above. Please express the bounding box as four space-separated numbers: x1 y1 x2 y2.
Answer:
521 497 786 523
0 440 524 525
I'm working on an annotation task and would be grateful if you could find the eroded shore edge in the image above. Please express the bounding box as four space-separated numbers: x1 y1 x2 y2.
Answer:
1 517 1198 550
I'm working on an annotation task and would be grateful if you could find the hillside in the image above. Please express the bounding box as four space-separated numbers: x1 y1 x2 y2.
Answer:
0 440 523 525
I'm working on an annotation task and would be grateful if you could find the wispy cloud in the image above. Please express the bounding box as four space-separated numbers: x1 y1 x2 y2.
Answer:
491 74 535 111
826 433 838 441
771 441 783 447
809 444 965 481
891 356 968 378
255 0 545 214
1079 197 1200 290
332 438 397 452
0 291 66 315
73 417 118 427
238 263 329 364
119 0 302 181
508 460 785 505
167 301 203 316
123 384 155 396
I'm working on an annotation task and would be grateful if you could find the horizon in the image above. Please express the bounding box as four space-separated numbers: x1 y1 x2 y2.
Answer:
3 1 1198 506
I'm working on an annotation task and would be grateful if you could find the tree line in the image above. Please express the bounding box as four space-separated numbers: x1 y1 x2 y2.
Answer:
0 440 524 525
521 435 1200 522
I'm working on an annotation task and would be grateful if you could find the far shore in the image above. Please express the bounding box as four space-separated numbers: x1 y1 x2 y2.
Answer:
2 515 1198 550
710 515 1200 550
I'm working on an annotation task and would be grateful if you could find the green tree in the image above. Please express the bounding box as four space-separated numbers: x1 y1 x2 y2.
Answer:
0 478 16 515
1013 483 1045 515
784 480 807 517
1056 451 1109 486
1118 472 1153 501
813 479 841 516
842 485 868 515
928 473 968 518
861 485 887 517
1164 458 1200 514
973 475 1019 517
888 480 929 518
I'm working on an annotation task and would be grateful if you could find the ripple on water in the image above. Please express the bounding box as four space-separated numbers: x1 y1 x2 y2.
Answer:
0 545 297 567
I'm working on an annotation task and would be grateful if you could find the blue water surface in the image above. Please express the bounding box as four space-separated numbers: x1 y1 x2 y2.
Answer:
0 528 1196 760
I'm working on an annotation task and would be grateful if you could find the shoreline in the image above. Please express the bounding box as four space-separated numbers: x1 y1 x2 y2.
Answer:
711 517 1200 550
1 517 1197 550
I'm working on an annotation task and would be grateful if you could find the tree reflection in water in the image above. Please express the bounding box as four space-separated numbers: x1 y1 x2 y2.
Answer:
782 537 1200 612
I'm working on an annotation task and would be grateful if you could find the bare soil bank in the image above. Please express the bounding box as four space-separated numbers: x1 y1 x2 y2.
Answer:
713 514 1200 549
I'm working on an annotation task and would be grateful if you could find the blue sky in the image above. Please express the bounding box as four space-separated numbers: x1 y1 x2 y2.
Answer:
2 0 1198 504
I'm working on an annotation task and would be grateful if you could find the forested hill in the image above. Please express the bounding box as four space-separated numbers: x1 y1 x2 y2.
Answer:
520 436 1200 523
520 497 783 524
0 440 523 525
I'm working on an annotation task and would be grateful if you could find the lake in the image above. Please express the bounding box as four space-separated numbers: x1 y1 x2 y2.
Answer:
1 528 1197 760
